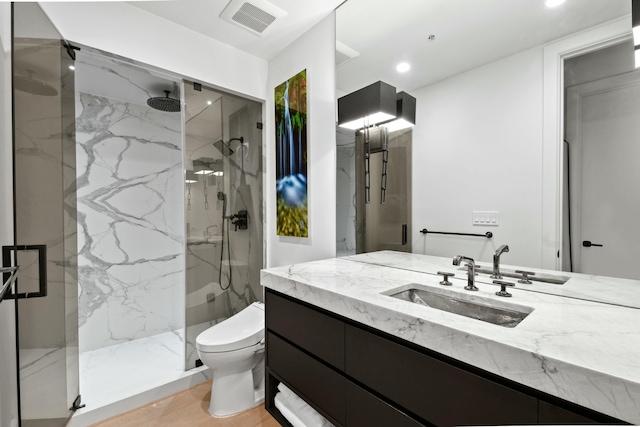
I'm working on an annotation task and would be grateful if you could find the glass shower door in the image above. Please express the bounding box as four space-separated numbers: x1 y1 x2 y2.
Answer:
11 3 79 425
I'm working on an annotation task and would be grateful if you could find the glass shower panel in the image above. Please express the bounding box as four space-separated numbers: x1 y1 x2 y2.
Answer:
336 127 357 257
226 102 263 306
11 3 79 425
184 83 263 369
356 129 412 253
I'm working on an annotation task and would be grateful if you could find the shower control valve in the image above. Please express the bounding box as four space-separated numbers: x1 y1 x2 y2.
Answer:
230 210 248 231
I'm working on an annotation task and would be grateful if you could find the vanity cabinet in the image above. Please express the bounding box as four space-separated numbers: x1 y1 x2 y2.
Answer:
264 289 625 427
346 324 538 426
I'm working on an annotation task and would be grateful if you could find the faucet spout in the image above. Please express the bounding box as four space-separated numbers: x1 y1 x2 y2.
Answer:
492 244 509 279
453 255 478 291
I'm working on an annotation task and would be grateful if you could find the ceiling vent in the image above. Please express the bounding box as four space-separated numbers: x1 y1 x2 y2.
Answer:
220 0 287 36
336 41 360 67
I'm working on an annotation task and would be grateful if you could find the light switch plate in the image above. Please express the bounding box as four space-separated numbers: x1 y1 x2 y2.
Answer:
472 211 500 226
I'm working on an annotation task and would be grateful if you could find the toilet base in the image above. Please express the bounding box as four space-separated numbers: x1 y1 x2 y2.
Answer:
208 370 265 417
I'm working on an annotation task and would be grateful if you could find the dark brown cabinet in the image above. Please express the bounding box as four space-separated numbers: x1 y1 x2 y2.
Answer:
266 288 345 371
268 332 346 425
346 324 538 426
265 289 625 427
345 382 424 427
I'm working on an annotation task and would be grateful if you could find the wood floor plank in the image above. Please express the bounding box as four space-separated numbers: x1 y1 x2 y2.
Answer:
92 381 280 427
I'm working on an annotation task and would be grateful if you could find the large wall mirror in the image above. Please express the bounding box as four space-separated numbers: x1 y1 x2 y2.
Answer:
336 0 640 284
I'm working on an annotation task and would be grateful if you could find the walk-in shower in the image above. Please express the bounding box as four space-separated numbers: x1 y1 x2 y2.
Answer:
73 51 186 413
9 5 264 424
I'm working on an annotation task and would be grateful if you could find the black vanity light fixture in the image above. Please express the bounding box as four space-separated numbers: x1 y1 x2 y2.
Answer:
185 170 198 183
193 158 214 175
380 91 417 133
337 81 397 130
633 0 640 68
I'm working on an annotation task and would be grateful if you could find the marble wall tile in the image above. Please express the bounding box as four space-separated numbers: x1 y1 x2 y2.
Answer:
76 91 184 353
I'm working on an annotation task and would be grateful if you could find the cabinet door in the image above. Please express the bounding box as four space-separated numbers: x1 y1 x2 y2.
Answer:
345 325 538 427
346 381 427 427
266 289 345 370
538 399 626 425
539 400 597 424
267 332 346 425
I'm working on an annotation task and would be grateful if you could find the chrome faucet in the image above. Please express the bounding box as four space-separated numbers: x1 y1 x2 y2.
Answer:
452 255 478 291
491 245 509 279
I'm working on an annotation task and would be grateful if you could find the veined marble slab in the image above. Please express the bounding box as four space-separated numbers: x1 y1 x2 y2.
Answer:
343 250 640 309
261 251 640 424
76 91 184 352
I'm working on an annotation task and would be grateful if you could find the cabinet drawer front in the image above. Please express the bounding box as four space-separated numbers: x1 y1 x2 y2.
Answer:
266 289 345 370
268 332 346 425
345 325 537 427
346 381 426 427
538 400 599 424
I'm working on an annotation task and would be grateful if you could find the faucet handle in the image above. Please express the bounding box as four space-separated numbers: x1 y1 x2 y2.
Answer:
436 271 455 286
493 280 515 297
515 270 535 284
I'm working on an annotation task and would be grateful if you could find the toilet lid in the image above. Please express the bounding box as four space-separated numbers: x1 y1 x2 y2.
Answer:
196 302 264 352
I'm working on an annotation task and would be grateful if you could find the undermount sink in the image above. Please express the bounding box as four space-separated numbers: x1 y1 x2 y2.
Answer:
384 284 534 328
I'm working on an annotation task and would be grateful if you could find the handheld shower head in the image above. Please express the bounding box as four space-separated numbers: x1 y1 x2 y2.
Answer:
212 137 245 157
213 139 234 156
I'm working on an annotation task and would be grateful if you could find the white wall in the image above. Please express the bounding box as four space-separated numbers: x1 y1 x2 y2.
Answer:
266 13 336 267
39 2 267 101
412 47 544 268
0 3 20 427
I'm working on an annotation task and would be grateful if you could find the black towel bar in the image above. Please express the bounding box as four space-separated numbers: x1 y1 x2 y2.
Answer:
420 229 493 239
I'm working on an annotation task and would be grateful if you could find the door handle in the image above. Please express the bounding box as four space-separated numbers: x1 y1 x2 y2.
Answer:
582 240 603 248
401 224 408 245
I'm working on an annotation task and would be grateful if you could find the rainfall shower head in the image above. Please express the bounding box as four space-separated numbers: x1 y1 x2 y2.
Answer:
212 137 244 157
147 90 181 112
14 70 57 96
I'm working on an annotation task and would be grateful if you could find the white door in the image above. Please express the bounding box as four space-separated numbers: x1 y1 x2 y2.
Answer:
566 71 640 279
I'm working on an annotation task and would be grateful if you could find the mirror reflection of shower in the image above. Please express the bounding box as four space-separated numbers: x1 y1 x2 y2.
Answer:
184 81 263 369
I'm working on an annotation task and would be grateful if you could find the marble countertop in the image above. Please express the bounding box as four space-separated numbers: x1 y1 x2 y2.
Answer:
260 251 640 424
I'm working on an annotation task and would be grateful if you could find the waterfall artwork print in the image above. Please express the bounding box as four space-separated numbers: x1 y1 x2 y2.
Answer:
275 69 308 237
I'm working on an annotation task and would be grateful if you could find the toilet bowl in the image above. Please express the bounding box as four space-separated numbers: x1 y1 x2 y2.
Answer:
196 301 265 417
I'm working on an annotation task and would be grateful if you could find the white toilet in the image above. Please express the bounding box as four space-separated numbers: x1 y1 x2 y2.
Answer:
196 301 265 417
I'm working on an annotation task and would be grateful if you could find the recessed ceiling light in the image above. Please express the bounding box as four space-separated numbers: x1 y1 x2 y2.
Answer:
68 65 75 71
545 0 565 8
207 100 212 105
396 62 410 73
